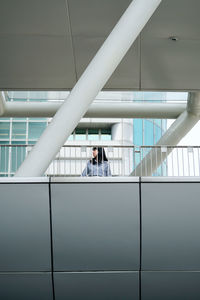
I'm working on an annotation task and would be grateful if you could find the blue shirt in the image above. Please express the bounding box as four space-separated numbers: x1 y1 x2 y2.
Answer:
82 161 111 177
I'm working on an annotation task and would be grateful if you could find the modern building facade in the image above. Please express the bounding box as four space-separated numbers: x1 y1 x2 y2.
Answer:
0 91 167 176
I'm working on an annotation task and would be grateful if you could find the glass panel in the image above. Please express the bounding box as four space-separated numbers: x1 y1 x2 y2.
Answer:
75 135 86 141
28 122 47 139
12 141 26 145
154 119 162 127
88 129 99 135
8 91 28 100
88 134 99 141
88 129 99 141
101 134 111 141
11 142 26 173
134 152 141 168
0 122 10 139
12 122 26 140
75 129 86 135
29 91 48 101
133 119 143 145
13 98 27 102
144 120 154 145
101 129 111 141
0 142 9 174
29 118 47 121
161 120 167 133
155 125 162 144
101 129 111 134
28 141 36 145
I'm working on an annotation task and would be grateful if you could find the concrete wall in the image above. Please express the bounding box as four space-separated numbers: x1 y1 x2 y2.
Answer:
0 177 200 299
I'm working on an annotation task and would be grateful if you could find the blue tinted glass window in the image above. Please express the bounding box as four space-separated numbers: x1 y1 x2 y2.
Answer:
28 122 47 139
154 125 162 144
101 134 111 141
144 120 154 145
161 120 167 132
11 142 26 173
154 119 161 127
75 135 86 141
133 119 143 145
29 118 47 121
0 122 10 139
88 129 99 141
0 142 9 173
12 122 26 140
88 135 99 141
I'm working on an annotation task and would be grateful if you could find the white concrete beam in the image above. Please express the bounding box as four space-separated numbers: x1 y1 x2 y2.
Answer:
2 102 186 119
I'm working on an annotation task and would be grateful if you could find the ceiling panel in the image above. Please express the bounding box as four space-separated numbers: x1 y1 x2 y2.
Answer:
141 37 200 90
0 0 76 89
0 36 76 89
141 0 200 90
0 0 200 90
0 0 68 35
68 0 132 37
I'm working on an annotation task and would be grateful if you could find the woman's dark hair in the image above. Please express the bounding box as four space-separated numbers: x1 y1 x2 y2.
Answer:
91 147 108 164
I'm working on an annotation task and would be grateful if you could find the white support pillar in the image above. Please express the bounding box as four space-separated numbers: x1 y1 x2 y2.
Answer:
131 93 200 176
2 102 186 119
15 0 162 177
0 92 6 116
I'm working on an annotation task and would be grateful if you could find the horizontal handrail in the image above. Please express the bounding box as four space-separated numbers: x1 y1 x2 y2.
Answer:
0 144 199 177
0 144 200 149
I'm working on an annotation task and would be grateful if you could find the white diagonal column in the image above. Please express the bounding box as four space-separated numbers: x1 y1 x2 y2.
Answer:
0 92 6 116
15 0 162 177
131 92 200 176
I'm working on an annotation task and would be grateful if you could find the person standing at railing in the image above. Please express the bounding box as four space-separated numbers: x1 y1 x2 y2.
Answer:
82 147 111 177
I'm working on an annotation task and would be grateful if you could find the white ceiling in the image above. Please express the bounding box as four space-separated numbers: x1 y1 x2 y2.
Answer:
0 0 199 91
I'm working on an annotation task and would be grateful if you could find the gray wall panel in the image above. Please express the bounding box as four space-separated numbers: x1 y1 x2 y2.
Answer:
0 273 53 300
0 184 51 271
142 271 200 300
51 183 139 271
54 272 139 300
142 183 200 270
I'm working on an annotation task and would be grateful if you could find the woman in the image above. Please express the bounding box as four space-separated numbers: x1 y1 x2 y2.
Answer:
82 147 111 177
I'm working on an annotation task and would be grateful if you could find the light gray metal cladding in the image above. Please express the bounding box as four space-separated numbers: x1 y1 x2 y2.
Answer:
0 178 200 299
51 182 140 271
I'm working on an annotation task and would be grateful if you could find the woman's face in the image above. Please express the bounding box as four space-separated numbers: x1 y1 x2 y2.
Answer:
92 149 98 158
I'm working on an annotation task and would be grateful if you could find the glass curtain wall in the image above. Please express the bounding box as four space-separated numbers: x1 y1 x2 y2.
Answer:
0 92 48 176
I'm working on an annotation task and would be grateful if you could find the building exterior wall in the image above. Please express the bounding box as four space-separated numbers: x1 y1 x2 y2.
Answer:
0 177 200 299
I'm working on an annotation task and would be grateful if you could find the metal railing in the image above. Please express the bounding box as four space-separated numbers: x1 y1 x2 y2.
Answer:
0 144 200 177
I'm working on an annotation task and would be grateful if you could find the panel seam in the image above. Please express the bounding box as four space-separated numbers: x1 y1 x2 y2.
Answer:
49 178 56 300
65 0 78 82
139 176 142 300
